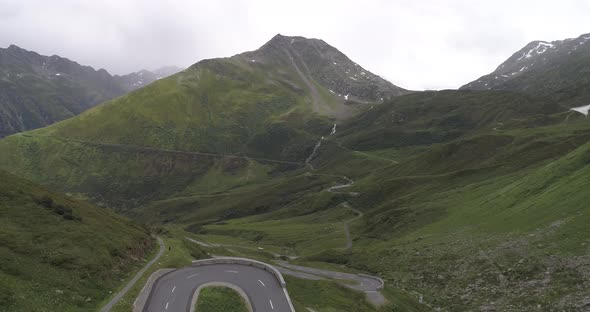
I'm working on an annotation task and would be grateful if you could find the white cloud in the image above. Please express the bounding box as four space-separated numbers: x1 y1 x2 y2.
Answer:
0 0 588 90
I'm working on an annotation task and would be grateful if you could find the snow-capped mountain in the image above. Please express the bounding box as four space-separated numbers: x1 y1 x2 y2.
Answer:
461 32 590 106
114 66 183 91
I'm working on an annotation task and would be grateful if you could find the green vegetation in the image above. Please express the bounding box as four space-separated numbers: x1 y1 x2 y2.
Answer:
0 45 127 138
0 170 153 312
194 286 249 312
1 35 590 311
286 276 377 311
108 228 208 312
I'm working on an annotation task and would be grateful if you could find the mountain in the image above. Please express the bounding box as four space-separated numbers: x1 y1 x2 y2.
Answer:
246 34 408 103
0 34 407 208
2 33 589 311
0 45 181 138
114 66 183 91
167 90 590 311
461 32 590 106
0 169 153 311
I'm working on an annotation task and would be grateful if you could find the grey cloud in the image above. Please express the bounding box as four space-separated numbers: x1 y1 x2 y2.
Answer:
0 0 587 90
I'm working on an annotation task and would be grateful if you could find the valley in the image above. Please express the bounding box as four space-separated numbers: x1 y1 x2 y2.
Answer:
1 29 589 312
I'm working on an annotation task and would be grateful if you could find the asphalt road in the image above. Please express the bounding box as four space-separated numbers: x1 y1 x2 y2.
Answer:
143 264 291 312
275 261 381 292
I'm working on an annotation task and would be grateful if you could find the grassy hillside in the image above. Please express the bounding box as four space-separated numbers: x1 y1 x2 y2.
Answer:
173 92 590 311
0 170 153 312
0 39 358 208
1 35 589 311
0 45 128 138
194 286 249 312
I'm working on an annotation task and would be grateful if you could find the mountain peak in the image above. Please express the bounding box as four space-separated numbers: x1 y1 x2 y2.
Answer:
244 34 408 104
461 31 590 106
7 44 23 50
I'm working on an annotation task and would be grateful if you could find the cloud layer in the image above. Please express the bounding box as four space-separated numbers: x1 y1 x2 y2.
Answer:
1 0 588 90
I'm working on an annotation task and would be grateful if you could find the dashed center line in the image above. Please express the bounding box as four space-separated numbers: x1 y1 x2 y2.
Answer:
258 279 266 287
186 273 200 279
269 299 274 310
171 286 176 293
225 270 239 274
165 302 169 310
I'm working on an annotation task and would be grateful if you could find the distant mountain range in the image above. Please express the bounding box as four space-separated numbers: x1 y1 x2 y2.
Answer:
0 45 181 137
114 66 183 91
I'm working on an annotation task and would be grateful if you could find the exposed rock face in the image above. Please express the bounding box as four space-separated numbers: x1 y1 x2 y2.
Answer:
461 32 590 106
243 34 409 103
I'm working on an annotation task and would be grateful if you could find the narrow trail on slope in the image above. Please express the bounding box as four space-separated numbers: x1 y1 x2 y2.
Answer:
100 237 165 312
21 134 304 166
302 123 366 250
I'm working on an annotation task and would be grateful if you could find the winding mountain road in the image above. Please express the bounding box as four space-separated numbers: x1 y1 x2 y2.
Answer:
143 264 292 312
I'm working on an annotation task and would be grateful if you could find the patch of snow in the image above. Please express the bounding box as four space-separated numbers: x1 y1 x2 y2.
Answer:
291 39 295 44
571 104 590 116
344 94 349 100
55 73 61 76
349 76 358 81
380 97 384 101
330 124 337 135
250 59 256 62
501 74 509 78
333 61 337 65
519 66 527 72
517 42 555 61
360 71 366 76
329 89 335 94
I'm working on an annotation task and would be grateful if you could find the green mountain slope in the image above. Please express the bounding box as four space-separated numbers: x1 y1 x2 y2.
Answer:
0 35 406 208
0 45 126 138
0 170 153 312
1 33 589 311
0 45 181 138
174 90 590 310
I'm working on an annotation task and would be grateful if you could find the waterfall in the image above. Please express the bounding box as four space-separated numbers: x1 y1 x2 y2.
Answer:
305 124 337 165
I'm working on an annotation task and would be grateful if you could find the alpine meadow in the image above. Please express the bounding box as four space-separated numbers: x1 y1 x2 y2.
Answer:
1 2 589 312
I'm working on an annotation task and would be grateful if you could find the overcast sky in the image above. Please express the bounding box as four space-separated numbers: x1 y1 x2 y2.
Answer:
1 0 588 90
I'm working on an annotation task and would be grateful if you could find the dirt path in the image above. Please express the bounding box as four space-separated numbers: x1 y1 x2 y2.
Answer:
21 134 304 166
100 237 165 312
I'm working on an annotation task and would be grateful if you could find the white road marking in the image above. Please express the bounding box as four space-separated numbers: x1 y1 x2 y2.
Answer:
258 279 266 287
171 286 176 293
269 299 274 310
165 302 169 310
186 273 200 279
225 270 239 273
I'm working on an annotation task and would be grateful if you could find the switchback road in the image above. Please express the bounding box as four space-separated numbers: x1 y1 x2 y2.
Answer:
143 264 292 312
